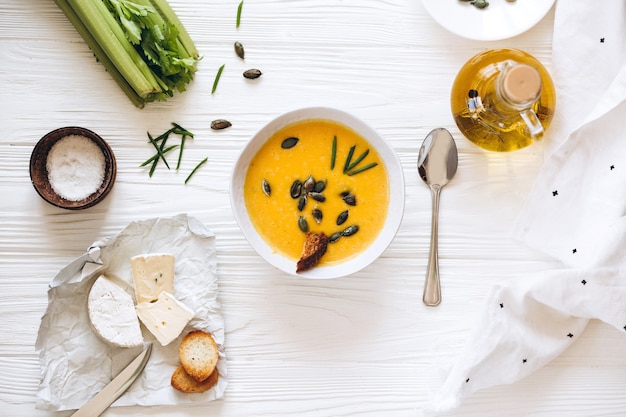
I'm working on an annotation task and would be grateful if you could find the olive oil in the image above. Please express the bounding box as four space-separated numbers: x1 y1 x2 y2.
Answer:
451 49 556 152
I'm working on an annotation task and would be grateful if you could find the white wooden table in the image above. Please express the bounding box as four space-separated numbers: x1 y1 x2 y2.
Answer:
2 1 626 416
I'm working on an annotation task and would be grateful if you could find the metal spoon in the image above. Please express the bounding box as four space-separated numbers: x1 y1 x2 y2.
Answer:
417 128 458 307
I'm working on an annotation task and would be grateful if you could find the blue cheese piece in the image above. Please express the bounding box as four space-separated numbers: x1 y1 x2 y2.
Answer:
130 253 175 303
135 291 194 346
87 275 143 348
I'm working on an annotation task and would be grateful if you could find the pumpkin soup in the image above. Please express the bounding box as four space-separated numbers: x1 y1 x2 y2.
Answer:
243 119 389 268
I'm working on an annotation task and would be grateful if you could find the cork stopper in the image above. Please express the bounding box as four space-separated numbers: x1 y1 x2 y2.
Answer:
501 64 541 105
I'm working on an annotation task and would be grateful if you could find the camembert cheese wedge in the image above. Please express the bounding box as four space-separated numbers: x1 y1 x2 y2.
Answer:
131 253 175 303
135 291 194 346
87 275 143 348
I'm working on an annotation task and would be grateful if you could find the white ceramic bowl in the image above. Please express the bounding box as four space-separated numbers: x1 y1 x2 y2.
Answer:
230 107 405 279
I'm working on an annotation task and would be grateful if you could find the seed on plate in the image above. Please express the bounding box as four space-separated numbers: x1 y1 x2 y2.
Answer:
262 179 271 196
309 192 326 202
290 179 303 198
234 41 245 59
312 208 323 224
341 191 357 206
314 180 326 193
281 137 299 149
298 216 309 233
303 175 315 193
298 194 307 211
342 224 359 237
336 210 349 225
210 119 232 130
243 69 262 79
328 232 342 243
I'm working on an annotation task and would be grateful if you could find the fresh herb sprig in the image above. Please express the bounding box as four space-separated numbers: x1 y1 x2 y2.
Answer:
212 64 225 94
185 157 208 184
141 123 207 182
236 0 244 28
331 137 378 176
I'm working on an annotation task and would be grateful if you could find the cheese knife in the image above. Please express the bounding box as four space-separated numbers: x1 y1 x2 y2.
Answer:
71 343 152 417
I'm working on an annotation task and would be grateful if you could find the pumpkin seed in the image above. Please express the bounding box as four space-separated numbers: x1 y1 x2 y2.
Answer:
314 180 326 193
336 210 349 225
297 194 307 211
290 179 303 198
303 175 315 193
329 232 342 243
342 225 359 237
210 119 232 130
234 41 245 59
281 137 299 149
243 68 262 79
309 192 326 202
312 208 322 224
298 216 309 233
341 192 357 206
262 179 271 196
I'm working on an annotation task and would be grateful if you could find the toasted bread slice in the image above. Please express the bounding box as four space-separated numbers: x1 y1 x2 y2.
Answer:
171 365 219 393
179 330 219 383
296 232 328 272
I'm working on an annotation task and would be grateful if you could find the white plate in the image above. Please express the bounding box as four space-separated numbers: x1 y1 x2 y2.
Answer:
422 0 555 41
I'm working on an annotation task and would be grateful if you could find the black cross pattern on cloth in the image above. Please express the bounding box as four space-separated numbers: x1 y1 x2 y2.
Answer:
552 190 558 196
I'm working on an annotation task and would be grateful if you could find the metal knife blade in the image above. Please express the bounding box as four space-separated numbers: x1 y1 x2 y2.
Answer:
71 343 152 417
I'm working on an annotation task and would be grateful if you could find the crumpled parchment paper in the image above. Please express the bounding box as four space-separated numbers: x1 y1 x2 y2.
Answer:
35 214 227 411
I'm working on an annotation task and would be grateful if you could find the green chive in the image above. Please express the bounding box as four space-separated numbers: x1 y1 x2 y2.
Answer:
176 135 187 170
140 144 178 167
212 64 225 94
345 149 370 172
343 145 356 173
331 135 337 170
147 132 171 170
236 1 243 28
185 157 208 184
347 162 378 176
171 122 195 138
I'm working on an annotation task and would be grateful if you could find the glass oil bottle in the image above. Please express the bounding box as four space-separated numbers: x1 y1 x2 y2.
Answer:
450 48 556 152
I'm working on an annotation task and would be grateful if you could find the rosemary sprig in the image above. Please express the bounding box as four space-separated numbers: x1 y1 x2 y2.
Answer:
212 64 225 94
236 1 243 28
330 135 337 170
347 162 378 176
185 157 208 184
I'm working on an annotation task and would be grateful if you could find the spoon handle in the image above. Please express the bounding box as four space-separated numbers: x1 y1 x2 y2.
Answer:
423 185 442 307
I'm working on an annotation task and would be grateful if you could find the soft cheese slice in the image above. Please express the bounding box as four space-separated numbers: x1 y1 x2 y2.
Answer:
87 275 143 348
135 291 194 346
131 253 175 303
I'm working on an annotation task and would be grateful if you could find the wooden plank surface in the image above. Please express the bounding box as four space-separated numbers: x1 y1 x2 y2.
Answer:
1 0 626 416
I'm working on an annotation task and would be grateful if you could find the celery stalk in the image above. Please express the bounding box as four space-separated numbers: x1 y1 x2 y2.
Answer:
54 0 200 108
149 0 199 58
67 0 163 98
52 0 146 108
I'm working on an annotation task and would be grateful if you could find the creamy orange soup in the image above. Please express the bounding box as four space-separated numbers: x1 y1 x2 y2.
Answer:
244 119 389 266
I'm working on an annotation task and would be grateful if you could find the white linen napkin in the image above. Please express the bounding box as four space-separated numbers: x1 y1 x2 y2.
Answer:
425 1 626 413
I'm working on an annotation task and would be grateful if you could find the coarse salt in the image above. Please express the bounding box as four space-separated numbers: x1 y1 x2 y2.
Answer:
46 134 106 201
